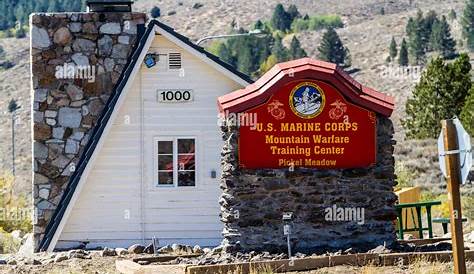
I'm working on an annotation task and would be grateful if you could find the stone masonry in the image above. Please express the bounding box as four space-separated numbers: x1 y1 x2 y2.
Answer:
31 12 146 249
219 116 398 253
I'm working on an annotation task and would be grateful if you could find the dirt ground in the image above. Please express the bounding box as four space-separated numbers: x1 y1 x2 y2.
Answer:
0 258 472 274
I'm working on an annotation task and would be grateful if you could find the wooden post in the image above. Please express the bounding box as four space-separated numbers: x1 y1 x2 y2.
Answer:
441 119 466 274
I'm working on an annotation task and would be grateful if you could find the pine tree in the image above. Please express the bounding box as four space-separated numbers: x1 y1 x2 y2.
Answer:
271 4 291 31
287 4 300 22
289 36 307 59
236 43 253 76
410 31 425 64
318 28 351 67
216 43 234 66
407 11 427 63
430 16 457 59
389 37 398 60
460 87 474 135
254 20 264 30
399 38 409 66
272 36 289 62
151 6 161 18
403 54 472 138
462 0 474 51
47 0 62 12
423 11 439 50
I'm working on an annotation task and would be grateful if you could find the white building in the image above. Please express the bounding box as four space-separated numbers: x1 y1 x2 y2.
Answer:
43 20 252 251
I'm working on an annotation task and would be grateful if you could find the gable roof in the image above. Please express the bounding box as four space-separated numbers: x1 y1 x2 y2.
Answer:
218 58 394 117
38 19 252 252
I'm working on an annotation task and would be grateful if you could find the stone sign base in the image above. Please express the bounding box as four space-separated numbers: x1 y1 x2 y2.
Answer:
219 116 398 253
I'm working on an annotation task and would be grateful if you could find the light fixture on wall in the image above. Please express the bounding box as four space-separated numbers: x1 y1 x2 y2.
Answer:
144 54 157 68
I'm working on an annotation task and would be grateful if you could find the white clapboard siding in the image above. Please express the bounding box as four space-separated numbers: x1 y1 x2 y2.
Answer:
56 31 242 249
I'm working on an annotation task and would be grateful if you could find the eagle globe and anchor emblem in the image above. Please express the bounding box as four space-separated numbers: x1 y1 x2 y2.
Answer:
289 82 325 119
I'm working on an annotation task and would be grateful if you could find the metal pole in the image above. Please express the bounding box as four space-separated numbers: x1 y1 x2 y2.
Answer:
286 233 291 258
11 112 15 177
441 119 466 274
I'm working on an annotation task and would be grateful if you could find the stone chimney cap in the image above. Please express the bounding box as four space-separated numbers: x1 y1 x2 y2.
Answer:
86 0 134 12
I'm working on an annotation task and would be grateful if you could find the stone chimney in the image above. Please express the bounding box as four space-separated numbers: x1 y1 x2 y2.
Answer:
30 2 146 249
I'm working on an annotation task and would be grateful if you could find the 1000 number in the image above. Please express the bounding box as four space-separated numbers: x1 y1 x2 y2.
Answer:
160 90 192 102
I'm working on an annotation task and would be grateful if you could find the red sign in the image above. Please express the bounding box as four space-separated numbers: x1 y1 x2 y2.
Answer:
239 80 376 169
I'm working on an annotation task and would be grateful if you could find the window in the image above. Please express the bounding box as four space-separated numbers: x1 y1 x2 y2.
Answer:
156 138 195 187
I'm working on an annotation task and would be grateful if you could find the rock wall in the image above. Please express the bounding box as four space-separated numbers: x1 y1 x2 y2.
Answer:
31 12 146 249
219 116 398 253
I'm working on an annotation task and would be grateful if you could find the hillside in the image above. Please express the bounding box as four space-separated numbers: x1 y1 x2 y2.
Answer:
0 0 471 196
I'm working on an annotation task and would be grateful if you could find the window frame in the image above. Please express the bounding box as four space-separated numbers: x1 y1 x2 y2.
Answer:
154 136 197 188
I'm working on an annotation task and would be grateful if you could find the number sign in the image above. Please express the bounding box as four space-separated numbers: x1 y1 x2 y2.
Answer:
158 89 193 103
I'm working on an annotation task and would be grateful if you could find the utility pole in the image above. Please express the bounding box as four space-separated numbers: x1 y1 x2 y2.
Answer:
441 119 466 274
8 99 20 178
11 112 15 176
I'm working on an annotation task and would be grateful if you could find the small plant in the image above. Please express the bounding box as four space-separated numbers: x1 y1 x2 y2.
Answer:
0 228 22 253
395 162 415 189
192 3 203 9
249 263 274 274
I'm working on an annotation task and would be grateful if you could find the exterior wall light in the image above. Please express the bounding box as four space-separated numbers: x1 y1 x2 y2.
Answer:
144 54 157 68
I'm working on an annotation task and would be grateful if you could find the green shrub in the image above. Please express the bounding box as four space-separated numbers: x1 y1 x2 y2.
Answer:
395 162 415 189
0 228 21 253
460 87 474 135
0 173 32 234
403 54 472 139
291 15 343 32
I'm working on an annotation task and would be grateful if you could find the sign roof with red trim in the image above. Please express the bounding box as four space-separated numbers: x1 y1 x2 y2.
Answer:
218 58 394 117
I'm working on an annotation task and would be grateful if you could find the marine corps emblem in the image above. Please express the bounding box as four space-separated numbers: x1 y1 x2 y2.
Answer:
267 100 286 120
289 82 325 119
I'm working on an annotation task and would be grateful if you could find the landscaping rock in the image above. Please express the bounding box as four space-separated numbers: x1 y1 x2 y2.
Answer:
157 245 173 254
24 258 41 265
368 245 391 254
128 244 145 254
68 249 89 259
144 243 154 254
100 247 116 257
171 243 183 253
54 253 68 263
115 248 128 256
193 245 203 254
